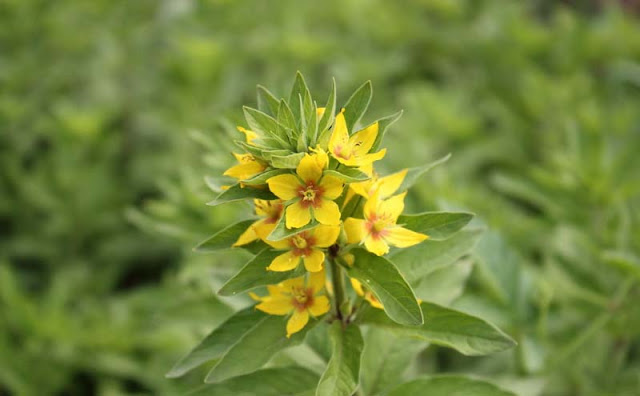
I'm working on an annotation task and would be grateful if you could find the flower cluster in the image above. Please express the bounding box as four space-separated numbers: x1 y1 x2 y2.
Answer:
214 77 429 337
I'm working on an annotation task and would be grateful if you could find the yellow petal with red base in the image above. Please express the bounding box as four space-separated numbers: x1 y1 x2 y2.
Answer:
267 174 300 200
313 200 341 226
286 310 309 338
309 269 326 294
309 295 330 317
297 152 324 183
255 296 292 315
364 235 390 256
312 225 341 248
378 192 406 222
319 175 344 200
344 218 366 244
385 226 428 248
303 249 325 272
267 251 300 271
286 201 312 228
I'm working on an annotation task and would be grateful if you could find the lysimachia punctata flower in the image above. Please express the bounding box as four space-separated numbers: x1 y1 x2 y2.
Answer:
233 199 284 246
328 110 386 167
264 225 340 272
344 191 428 256
251 271 330 337
236 126 258 145
223 152 266 181
350 278 383 309
267 149 344 228
344 167 408 207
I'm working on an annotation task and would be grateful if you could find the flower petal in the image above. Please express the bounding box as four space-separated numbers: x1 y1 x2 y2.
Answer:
254 221 277 241
319 175 345 200
286 310 309 338
350 278 365 297
309 295 330 317
267 251 300 272
384 226 428 248
377 169 408 199
378 192 407 222
264 236 290 249
313 200 341 226
344 218 366 244
309 269 326 293
286 201 312 228
233 221 259 246
223 161 265 180
364 235 390 256
349 121 379 157
267 174 301 200
303 249 325 272
237 126 258 145
256 296 292 316
363 191 379 220
297 153 325 184
329 111 349 156
312 225 341 247
280 276 306 291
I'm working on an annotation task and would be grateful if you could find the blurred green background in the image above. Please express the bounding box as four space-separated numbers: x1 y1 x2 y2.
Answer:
2 0 640 395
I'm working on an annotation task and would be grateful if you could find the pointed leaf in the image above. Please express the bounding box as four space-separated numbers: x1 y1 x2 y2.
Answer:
277 99 298 143
324 168 369 183
267 215 319 242
194 219 256 252
317 79 337 148
271 152 305 169
370 110 403 151
188 367 319 396
316 322 364 396
205 315 319 382
387 375 517 396
397 211 474 240
257 85 281 116
289 72 312 123
241 168 289 186
218 249 306 296
207 183 277 206
243 106 290 148
397 153 451 193
341 249 423 326
343 81 372 132
360 302 517 356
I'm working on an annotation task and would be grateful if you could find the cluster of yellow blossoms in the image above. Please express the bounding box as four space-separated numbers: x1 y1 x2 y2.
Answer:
222 109 428 337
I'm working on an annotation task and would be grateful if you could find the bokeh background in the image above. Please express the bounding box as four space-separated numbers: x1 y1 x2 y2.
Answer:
2 0 640 395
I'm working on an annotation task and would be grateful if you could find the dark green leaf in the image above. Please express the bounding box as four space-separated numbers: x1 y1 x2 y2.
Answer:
324 168 369 183
341 249 423 326
207 183 277 206
188 367 319 396
397 153 451 193
218 249 306 296
194 219 256 252
316 322 364 396
343 81 372 133
360 302 517 356
387 375 517 396
267 214 319 241
397 211 474 240
205 315 318 382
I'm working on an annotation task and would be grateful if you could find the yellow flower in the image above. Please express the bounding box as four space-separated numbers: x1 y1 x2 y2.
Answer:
223 152 267 181
252 271 330 337
350 278 383 309
233 200 284 246
267 149 344 228
344 191 428 256
328 110 386 167
237 126 258 145
343 167 407 208
264 225 340 272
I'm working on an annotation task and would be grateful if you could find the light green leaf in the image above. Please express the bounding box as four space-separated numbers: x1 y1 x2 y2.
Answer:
218 249 305 296
207 183 277 206
343 81 372 133
412 259 474 305
188 367 319 396
316 78 337 147
243 106 290 148
271 152 305 169
289 72 313 124
360 302 517 356
390 229 483 285
205 315 318 382
397 211 474 240
324 168 369 183
474 232 522 306
397 153 451 193
166 307 264 378
267 215 319 241
341 249 423 326
235 140 290 161
316 322 364 396
370 110 403 151
277 99 298 143
241 168 289 186
387 375 517 396
257 85 281 116
602 250 640 281
194 219 256 252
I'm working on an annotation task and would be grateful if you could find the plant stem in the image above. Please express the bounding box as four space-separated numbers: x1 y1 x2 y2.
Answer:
330 257 347 321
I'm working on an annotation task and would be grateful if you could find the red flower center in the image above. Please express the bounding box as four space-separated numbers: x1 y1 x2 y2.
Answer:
297 182 324 208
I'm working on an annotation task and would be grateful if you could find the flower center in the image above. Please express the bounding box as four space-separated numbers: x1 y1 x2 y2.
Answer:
298 182 323 208
303 188 316 202
291 287 313 311
292 235 308 249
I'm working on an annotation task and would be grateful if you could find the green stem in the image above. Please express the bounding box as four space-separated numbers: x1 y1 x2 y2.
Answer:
330 257 347 321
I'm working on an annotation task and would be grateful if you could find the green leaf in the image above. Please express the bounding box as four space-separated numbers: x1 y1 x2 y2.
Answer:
277 99 298 143
218 249 306 296
267 214 319 241
188 367 320 396
341 249 423 326
343 81 372 133
241 168 289 186
194 219 256 252
243 106 290 148
235 140 290 161
205 315 318 382
316 78 337 147
602 250 640 281
370 110 403 151
316 322 364 396
397 153 451 193
360 327 424 396
257 85 281 116
166 307 264 378
387 375 517 396
324 168 370 183
271 152 305 169
360 302 517 356
397 211 474 240
289 72 312 124
207 183 277 206
297 95 309 152
473 232 522 306
412 259 474 305
390 229 483 285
